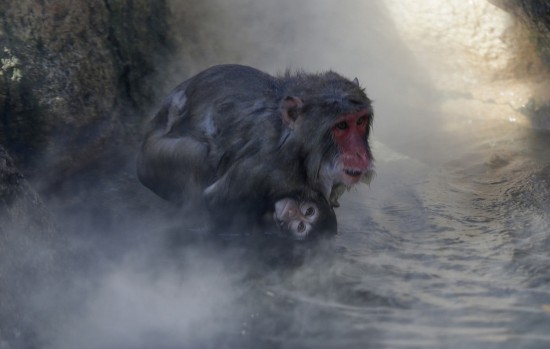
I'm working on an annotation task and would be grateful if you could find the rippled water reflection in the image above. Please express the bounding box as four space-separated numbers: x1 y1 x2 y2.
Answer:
233 114 550 348
44 109 550 349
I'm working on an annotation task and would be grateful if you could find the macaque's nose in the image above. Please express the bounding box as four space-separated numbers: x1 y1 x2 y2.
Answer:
356 151 368 162
288 207 306 221
288 208 298 219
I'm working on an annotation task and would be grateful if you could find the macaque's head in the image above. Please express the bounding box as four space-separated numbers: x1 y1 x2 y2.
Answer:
272 192 337 240
280 73 374 190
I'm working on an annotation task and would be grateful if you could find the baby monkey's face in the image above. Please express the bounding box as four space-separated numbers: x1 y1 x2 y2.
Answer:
273 194 336 240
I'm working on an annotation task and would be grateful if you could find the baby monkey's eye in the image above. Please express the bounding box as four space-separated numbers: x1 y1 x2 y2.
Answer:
304 206 315 217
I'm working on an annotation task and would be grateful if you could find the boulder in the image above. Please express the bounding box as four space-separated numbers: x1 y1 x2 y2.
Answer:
490 1 550 65
0 145 58 347
0 0 170 190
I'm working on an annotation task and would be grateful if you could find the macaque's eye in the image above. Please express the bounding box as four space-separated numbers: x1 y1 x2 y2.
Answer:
357 117 366 126
335 121 348 130
297 222 306 233
304 206 315 217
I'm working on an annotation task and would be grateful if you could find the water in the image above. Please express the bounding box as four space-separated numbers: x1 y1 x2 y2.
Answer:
198 112 550 349
31 106 550 349
21 2 550 346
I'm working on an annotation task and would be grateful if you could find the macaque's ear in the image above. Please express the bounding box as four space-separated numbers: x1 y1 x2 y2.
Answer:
281 96 303 129
352 77 360 86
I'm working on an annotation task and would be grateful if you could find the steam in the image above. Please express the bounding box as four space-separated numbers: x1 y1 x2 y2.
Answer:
12 1 430 347
41 244 249 349
165 0 440 148
4 1 512 348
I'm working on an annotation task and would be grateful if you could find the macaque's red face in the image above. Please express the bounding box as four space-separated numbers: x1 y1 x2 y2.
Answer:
331 108 372 186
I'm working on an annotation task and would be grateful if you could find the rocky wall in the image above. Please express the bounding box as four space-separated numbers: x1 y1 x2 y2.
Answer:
0 0 169 191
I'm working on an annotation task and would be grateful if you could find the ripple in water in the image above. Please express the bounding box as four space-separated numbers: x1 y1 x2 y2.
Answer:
231 116 550 349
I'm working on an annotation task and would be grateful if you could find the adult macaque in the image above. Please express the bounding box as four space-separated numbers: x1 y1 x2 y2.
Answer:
137 64 374 238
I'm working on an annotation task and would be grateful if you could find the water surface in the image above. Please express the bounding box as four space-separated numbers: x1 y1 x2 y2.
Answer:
42 107 550 349
227 112 550 349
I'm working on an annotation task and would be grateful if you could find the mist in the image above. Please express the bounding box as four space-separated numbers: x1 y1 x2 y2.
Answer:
168 1 436 132
4 1 550 348
47 1 428 346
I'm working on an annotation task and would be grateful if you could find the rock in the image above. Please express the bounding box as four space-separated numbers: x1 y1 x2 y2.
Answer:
0 145 59 347
490 1 550 65
0 146 55 235
0 0 170 190
488 0 550 127
382 0 550 127
383 0 545 90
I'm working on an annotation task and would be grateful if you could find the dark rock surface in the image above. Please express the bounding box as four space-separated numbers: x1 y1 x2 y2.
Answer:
0 145 59 347
0 2 176 346
0 145 55 239
0 0 170 190
490 0 550 66
488 0 550 128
